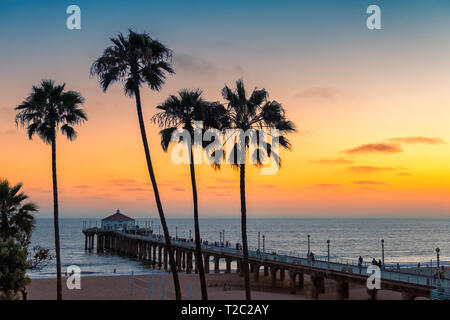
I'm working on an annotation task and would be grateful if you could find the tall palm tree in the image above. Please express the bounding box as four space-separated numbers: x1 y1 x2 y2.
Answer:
221 79 295 300
90 30 182 299
15 80 87 300
152 89 227 300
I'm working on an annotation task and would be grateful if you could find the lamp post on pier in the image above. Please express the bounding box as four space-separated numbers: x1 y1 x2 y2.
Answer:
327 240 330 263
262 235 265 253
219 231 222 243
307 235 311 257
223 229 225 244
176 226 178 240
381 239 385 269
189 229 192 241
258 232 261 252
436 248 441 287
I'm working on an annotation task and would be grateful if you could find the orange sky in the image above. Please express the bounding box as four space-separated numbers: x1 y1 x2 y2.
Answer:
1 1 450 218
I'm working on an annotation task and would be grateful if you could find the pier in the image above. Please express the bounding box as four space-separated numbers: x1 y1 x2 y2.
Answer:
82 227 448 300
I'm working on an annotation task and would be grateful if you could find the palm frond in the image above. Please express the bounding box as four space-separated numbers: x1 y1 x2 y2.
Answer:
159 127 178 152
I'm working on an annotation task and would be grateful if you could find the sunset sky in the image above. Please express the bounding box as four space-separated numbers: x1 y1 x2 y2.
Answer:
1 0 450 218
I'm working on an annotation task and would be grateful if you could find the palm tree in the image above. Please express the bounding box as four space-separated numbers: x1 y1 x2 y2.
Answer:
0 179 37 247
90 30 182 299
220 79 295 300
152 89 227 300
0 179 41 299
15 80 87 300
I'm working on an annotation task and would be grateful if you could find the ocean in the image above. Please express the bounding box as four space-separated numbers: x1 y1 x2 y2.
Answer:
29 218 450 278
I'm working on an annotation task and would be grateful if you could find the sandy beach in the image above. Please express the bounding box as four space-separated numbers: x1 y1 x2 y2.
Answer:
27 271 426 300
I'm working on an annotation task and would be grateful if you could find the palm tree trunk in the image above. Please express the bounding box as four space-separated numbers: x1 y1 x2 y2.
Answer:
189 146 208 299
51 135 62 300
240 163 251 300
134 88 181 300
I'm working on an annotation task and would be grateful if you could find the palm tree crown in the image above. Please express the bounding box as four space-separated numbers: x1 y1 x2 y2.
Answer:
221 79 296 164
90 29 174 95
15 79 87 143
152 89 227 150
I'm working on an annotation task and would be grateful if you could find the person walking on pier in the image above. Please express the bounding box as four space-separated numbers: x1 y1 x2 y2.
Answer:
358 256 363 268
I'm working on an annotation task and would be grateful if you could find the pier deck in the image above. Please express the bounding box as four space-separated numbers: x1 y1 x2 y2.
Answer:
82 227 448 299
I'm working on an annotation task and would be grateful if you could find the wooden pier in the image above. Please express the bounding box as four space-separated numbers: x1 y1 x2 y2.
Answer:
82 227 447 300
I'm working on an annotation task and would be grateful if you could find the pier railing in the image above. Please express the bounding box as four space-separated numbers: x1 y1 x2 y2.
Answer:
113 230 449 289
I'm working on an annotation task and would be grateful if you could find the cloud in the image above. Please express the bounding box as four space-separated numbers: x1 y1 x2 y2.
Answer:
397 172 412 176
106 179 153 192
348 166 395 174
0 107 13 116
212 191 232 197
295 87 339 100
158 180 182 187
172 187 185 192
233 65 245 74
214 178 236 184
344 143 403 154
3 129 16 135
311 158 353 165
123 187 148 192
310 184 341 188
389 137 445 145
352 180 386 185
174 54 215 75
73 185 90 189
107 179 140 186
203 185 236 190
174 53 245 78
26 187 51 193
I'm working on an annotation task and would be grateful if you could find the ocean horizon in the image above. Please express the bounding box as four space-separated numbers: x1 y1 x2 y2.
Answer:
29 217 450 278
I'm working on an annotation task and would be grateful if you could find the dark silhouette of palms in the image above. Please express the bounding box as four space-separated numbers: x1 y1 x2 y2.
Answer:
152 89 227 300
15 79 87 300
90 30 182 299
0 179 38 247
221 79 295 300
